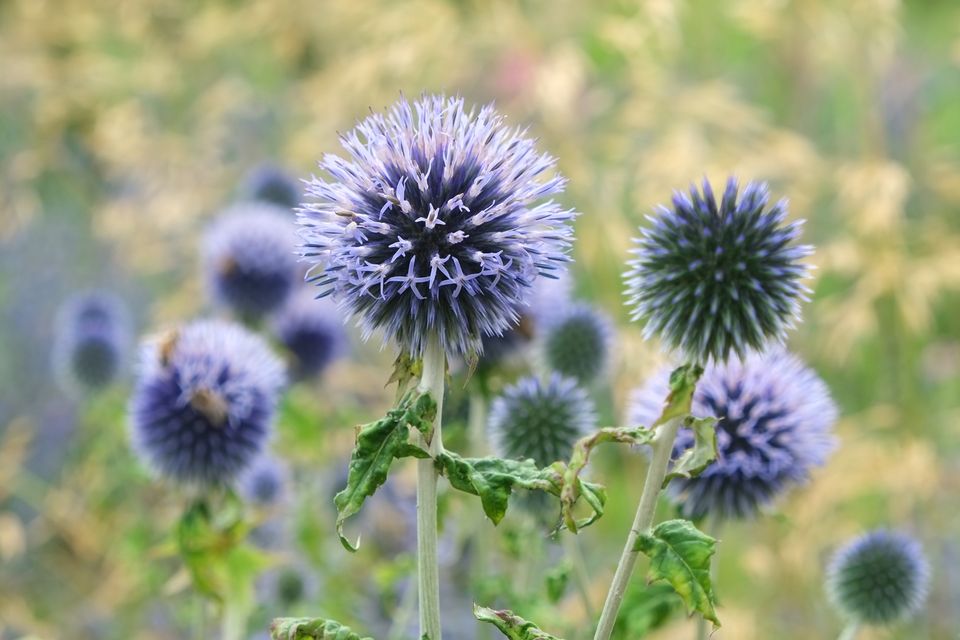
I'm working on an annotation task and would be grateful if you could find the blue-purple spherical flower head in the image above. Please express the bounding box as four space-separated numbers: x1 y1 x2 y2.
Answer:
53 290 130 394
489 373 596 466
625 178 812 364
129 320 286 487
271 290 347 380
827 530 930 626
540 302 613 385
298 95 577 359
238 455 289 507
243 163 302 210
628 350 836 520
203 202 300 320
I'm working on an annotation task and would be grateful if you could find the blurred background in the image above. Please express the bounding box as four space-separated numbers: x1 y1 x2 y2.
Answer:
1 0 959 638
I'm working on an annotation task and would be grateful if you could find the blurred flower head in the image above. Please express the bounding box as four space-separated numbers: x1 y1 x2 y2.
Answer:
52 290 131 395
539 302 613 384
826 529 930 626
238 454 289 507
271 289 347 380
625 178 812 364
628 350 837 520
242 163 302 210
298 94 577 359
489 373 596 466
203 202 300 321
129 319 285 487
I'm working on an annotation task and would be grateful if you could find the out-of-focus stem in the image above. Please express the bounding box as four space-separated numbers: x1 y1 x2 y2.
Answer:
838 622 860 640
564 533 596 622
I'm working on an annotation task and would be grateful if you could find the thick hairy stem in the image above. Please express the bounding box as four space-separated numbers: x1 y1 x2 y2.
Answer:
593 416 683 640
417 335 446 640
837 622 860 640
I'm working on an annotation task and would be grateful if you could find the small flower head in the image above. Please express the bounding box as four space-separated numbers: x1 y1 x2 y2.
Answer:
827 530 930 626
625 178 812 363
203 202 300 320
489 373 596 466
540 302 613 384
52 290 130 394
129 320 286 487
238 455 289 507
243 163 302 210
271 290 347 380
628 350 837 520
298 94 577 360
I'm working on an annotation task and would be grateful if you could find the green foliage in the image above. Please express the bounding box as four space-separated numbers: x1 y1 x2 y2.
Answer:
662 416 719 488
633 519 720 628
333 390 436 551
658 365 704 427
545 561 572 603
614 583 683 639
473 605 564 640
270 617 373 640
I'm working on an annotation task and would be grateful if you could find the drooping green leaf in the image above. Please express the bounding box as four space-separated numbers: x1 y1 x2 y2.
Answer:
614 583 683 639
560 426 655 532
433 452 606 530
473 605 565 640
333 391 436 551
270 617 373 640
662 416 719 488
633 519 720 627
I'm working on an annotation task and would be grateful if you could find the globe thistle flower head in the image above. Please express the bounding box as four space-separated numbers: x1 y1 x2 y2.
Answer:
243 163 302 210
53 290 130 394
271 290 347 380
625 177 813 364
238 455 289 507
827 530 930 626
129 320 286 487
627 350 836 520
540 302 613 384
298 94 577 360
489 373 596 466
203 202 300 321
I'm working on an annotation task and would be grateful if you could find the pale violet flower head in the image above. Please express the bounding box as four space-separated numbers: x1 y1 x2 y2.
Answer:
298 94 577 359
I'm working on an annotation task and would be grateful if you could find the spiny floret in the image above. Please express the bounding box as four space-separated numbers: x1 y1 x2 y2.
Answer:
52 290 130 395
203 202 300 320
826 530 930 626
540 302 613 384
625 178 812 364
243 163 302 210
489 373 596 466
298 94 577 359
628 350 836 520
271 290 347 380
129 319 286 487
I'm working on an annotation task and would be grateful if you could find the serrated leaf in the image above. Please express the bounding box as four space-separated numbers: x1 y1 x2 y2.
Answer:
333 391 436 551
473 605 565 640
433 453 606 530
270 617 373 640
560 426 655 532
662 416 718 488
633 519 720 627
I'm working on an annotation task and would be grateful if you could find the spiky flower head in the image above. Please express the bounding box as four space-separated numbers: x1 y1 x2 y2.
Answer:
540 302 613 384
625 178 812 363
203 202 300 321
271 290 347 380
826 530 930 626
129 320 285 487
243 163 302 210
238 455 289 507
298 94 577 360
628 350 836 520
489 373 596 466
52 290 130 394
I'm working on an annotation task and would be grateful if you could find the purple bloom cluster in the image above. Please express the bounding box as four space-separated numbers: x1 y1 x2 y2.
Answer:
298 95 577 359
129 320 285 486
271 290 347 380
628 350 837 520
242 163 302 210
52 290 130 395
238 455 289 507
625 178 812 364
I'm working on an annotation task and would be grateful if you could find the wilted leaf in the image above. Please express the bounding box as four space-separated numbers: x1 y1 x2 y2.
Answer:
271 617 373 640
655 365 704 427
334 391 436 551
662 416 719 488
560 426 655 532
633 519 720 627
473 605 565 640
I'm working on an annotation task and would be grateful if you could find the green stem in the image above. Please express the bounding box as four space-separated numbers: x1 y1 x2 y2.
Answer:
468 389 492 640
695 517 718 640
417 334 446 640
837 622 859 640
563 533 596 622
593 416 683 640
193 596 206 640
221 602 244 640
387 579 418 640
